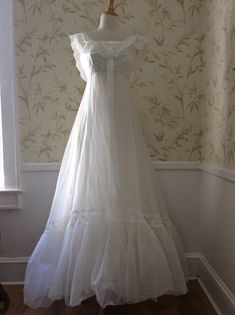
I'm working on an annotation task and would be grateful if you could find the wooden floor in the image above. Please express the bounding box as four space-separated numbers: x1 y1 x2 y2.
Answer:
2 280 217 315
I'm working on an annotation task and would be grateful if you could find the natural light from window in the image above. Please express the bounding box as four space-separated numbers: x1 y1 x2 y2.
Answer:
0 84 5 188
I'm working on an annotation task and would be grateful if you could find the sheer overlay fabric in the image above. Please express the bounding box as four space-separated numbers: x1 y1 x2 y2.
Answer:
24 32 188 309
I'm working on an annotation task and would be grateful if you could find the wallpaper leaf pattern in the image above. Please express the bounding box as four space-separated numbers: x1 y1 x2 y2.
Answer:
14 0 235 170
201 0 235 170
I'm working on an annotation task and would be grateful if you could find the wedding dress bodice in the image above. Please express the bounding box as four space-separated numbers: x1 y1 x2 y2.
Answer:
69 32 148 82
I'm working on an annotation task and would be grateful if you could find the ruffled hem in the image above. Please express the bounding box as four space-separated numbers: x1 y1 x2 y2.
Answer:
25 286 188 310
24 218 188 309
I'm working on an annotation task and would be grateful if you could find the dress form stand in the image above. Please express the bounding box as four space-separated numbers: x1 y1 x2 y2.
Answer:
86 0 128 41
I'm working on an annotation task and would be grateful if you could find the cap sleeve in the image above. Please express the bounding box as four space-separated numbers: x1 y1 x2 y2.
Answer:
130 35 149 84
69 33 87 82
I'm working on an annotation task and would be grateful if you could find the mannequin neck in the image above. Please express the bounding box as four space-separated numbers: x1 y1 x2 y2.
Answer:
98 13 120 31
86 12 127 41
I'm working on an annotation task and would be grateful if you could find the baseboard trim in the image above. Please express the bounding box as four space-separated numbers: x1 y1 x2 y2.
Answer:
185 252 200 279
186 253 235 315
198 254 235 315
198 278 223 315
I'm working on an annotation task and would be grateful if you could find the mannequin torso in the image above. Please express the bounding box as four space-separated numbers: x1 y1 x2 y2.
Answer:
85 13 129 41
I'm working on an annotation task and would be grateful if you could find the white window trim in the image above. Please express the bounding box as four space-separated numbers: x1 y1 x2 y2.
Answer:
0 0 22 210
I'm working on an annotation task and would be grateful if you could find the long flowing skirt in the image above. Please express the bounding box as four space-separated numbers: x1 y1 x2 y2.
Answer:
24 72 188 308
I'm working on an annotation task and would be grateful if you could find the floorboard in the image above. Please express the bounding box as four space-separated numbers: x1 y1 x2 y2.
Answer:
2 280 217 315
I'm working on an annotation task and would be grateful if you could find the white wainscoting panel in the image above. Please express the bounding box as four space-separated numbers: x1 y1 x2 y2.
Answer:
1 161 235 315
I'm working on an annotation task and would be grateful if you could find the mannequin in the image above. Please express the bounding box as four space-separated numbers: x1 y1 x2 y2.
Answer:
85 0 129 41
83 0 145 87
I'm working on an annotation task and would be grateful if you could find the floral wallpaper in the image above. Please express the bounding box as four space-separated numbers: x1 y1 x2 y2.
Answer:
13 0 235 171
201 0 235 170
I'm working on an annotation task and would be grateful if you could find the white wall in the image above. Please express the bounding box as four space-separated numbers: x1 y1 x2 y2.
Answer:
199 167 235 314
155 164 201 254
0 166 58 258
201 171 235 294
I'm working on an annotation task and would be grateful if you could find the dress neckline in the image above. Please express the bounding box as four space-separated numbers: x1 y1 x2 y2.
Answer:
81 32 137 44
69 32 149 58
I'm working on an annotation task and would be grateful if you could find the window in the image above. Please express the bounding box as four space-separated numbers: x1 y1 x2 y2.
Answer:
0 0 22 209
0 86 4 188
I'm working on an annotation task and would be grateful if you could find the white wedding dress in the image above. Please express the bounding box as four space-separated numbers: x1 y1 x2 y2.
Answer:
24 32 188 309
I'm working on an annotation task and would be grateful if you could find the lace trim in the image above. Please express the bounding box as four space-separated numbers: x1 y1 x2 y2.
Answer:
45 208 172 231
69 34 87 81
69 32 148 57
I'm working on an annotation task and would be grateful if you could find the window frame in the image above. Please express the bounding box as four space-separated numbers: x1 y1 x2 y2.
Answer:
0 0 22 210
